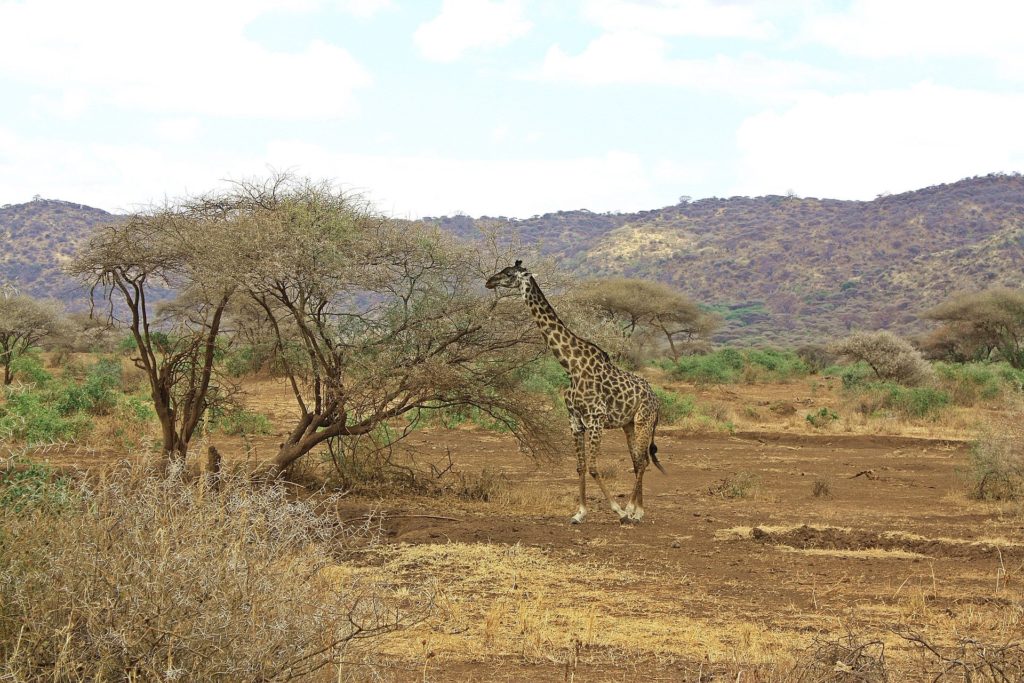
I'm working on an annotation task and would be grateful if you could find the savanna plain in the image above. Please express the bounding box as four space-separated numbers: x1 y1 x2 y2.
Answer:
2 179 1023 681
3 352 1022 682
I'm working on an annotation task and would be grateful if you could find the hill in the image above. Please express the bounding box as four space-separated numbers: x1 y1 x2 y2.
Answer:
0 198 119 305
3 174 1023 345
427 173 1024 345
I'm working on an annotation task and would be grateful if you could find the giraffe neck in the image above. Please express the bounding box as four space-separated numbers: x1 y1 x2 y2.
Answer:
520 276 597 373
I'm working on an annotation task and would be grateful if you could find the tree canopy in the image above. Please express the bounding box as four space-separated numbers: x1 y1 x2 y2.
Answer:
923 288 1024 368
0 293 65 385
572 277 718 359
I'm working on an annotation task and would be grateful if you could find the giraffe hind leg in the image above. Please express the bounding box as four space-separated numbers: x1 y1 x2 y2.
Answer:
570 428 587 524
627 408 657 522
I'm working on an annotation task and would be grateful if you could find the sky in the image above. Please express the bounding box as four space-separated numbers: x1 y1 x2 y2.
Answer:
1 0 1022 218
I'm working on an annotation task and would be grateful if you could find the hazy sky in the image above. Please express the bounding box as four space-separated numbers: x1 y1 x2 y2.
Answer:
1 0 1022 218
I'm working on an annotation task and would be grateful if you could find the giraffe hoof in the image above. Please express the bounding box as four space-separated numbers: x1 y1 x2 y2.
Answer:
619 515 637 526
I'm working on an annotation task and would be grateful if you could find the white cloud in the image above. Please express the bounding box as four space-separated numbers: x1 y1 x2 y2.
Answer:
335 0 393 18
0 126 695 217
582 0 774 39
155 118 203 143
414 0 532 63
538 32 835 97
803 0 1024 76
0 0 373 120
263 141 676 216
732 83 1024 199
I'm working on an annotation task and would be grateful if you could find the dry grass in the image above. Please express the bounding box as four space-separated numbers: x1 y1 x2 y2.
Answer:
357 541 807 673
0 462 416 681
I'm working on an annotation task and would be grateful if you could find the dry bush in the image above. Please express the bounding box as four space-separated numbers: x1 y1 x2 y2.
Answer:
830 331 934 386
0 462 414 681
792 631 889 682
895 630 1024 682
966 419 1024 501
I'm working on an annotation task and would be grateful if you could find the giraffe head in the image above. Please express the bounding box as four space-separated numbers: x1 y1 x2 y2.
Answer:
485 260 529 290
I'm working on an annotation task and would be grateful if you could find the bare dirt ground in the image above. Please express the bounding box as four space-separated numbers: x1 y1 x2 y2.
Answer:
21 376 1024 681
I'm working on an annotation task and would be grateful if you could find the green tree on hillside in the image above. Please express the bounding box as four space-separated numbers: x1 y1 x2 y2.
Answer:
573 277 719 359
923 288 1024 368
0 293 65 384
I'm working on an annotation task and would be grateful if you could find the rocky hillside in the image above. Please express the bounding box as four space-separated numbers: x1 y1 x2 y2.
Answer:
428 174 1024 345
0 198 118 304
3 174 1023 345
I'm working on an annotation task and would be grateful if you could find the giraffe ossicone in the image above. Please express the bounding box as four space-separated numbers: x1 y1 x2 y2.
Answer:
485 261 665 524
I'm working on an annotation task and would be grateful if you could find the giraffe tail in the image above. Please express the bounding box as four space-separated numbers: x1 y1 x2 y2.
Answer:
649 441 666 474
649 416 666 474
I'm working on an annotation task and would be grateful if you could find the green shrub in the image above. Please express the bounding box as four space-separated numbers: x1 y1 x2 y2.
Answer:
652 386 695 424
0 388 92 444
744 349 810 380
53 357 121 416
0 458 74 513
934 361 1024 406
806 407 839 428
223 344 270 378
9 354 51 385
825 361 873 389
518 356 570 400
669 348 811 384
214 408 273 436
670 350 743 384
849 383 951 420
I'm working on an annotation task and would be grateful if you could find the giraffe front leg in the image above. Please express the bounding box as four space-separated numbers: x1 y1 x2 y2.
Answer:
586 425 629 524
570 429 587 524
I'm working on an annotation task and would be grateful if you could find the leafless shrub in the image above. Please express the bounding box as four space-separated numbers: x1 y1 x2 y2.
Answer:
895 629 1024 682
792 631 889 682
812 478 832 498
830 331 934 386
966 420 1024 501
707 471 760 499
0 463 416 681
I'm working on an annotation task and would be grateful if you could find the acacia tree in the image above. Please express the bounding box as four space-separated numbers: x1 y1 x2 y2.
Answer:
923 288 1024 368
830 330 933 386
203 176 561 478
573 277 718 359
0 293 65 384
70 205 238 470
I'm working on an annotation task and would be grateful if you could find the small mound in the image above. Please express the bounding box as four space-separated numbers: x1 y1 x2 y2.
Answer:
748 525 1016 561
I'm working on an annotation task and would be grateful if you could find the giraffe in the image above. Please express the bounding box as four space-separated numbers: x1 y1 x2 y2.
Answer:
485 260 665 524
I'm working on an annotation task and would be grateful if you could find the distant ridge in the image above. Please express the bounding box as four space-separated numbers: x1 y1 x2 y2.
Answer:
3 174 1023 345
0 198 121 305
427 173 1024 345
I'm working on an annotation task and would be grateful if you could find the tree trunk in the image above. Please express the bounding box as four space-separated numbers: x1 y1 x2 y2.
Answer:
2 364 11 385
253 442 306 481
